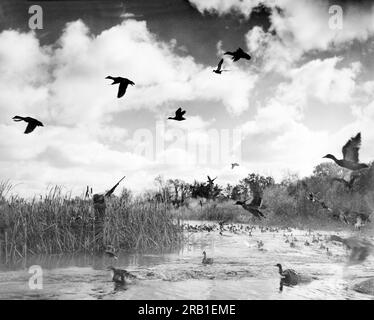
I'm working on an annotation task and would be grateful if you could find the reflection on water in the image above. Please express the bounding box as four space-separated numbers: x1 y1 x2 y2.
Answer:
0 221 373 300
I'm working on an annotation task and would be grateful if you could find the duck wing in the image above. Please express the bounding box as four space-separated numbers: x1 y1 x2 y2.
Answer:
342 132 361 163
117 81 129 98
238 47 251 60
232 55 240 62
24 121 38 134
248 207 265 219
176 107 185 117
125 78 135 86
248 190 263 207
249 196 262 208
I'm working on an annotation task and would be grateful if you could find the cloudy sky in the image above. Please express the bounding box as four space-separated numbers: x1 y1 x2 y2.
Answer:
0 0 373 197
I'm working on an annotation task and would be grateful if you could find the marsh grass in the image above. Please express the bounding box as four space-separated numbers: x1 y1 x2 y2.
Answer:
0 183 182 261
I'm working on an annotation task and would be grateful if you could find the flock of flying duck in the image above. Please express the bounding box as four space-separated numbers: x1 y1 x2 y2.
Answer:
12 47 251 131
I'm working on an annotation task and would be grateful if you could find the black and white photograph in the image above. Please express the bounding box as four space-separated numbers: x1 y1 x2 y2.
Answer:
0 0 374 305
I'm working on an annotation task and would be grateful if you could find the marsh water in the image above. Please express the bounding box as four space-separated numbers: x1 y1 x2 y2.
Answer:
0 221 373 300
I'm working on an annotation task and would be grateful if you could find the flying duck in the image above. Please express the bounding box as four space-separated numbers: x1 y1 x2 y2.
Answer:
235 191 265 219
329 235 373 265
207 176 217 185
106 76 135 98
168 107 186 121
306 192 332 212
224 47 251 62
213 59 229 74
323 133 368 171
202 251 213 265
13 116 43 134
231 163 239 169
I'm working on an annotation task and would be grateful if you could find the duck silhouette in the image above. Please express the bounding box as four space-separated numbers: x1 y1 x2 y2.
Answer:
207 176 217 185
213 59 229 74
106 76 135 98
235 191 265 219
224 47 251 62
13 116 43 134
329 235 373 265
323 133 368 171
231 163 239 169
168 107 186 121
202 251 213 265
107 266 136 284
275 263 299 289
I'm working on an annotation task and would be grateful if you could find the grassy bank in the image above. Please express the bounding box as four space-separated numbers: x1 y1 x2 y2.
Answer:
0 185 182 261
1 162 373 260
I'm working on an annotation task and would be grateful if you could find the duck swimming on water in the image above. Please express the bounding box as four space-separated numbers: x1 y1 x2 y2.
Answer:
275 263 299 286
323 133 368 171
107 266 136 284
202 251 213 265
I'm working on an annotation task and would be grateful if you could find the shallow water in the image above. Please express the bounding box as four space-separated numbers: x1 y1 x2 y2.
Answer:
0 221 373 300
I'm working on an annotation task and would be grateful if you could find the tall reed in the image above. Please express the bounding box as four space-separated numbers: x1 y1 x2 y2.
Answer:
0 184 183 261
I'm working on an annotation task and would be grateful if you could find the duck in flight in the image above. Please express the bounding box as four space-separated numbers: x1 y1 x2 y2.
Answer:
207 176 217 185
329 235 373 265
231 163 239 169
168 107 186 121
105 76 135 98
213 59 229 74
13 116 43 134
224 47 251 62
323 133 368 171
235 191 265 219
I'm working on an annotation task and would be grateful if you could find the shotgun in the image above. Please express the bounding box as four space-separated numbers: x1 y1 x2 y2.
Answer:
105 175 126 197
